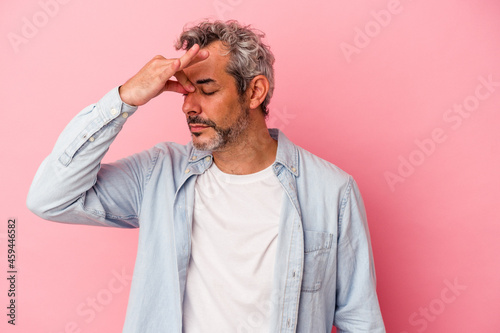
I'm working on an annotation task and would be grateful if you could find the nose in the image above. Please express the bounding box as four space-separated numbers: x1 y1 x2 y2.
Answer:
182 92 201 116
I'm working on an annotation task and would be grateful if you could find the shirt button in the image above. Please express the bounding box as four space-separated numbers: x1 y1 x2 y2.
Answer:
185 169 190 174
205 156 210 162
89 137 95 142
291 166 297 173
122 112 129 118
110 108 118 116
191 156 197 161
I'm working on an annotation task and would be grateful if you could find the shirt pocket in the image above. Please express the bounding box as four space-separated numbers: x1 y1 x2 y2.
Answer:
301 230 334 293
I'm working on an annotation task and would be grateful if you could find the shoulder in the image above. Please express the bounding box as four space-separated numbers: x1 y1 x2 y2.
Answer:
117 141 194 175
296 146 353 197
297 146 351 181
275 129 352 191
153 140 194 158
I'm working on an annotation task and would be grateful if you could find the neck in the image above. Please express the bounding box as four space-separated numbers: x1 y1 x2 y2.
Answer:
212 122 277 175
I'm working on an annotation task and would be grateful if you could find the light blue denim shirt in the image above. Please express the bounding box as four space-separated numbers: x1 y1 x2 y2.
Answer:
27 87 385 332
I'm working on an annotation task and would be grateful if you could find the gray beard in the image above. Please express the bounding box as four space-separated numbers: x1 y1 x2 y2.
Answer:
191 106 250 151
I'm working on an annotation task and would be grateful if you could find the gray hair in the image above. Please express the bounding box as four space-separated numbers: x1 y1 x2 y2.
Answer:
175 20 275 116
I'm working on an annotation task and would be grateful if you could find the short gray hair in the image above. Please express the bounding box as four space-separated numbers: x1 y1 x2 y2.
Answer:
175 20 275 116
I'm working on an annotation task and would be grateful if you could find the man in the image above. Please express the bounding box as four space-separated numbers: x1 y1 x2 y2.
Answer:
27 20 385 332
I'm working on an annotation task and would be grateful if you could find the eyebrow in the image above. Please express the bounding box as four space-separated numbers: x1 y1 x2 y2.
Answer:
195 78 216 85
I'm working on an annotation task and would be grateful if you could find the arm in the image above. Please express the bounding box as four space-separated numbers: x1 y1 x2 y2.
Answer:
26 89 144 227
334 178 385 332
27 45 209 227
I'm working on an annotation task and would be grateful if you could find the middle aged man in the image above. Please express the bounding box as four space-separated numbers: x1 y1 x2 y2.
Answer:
27 20 385 332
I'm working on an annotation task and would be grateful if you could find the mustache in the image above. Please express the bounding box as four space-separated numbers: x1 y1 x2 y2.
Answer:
187 116 217 128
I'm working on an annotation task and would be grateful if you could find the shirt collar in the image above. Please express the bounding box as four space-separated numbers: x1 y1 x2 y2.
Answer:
187 128 299 177
270 128 299 177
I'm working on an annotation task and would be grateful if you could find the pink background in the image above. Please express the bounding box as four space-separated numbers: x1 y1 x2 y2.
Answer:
1 0 499 332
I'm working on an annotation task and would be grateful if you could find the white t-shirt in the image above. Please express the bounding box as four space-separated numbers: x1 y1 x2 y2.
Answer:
183 162 283 332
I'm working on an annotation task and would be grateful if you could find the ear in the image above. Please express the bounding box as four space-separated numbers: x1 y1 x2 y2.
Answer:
247 75 270 111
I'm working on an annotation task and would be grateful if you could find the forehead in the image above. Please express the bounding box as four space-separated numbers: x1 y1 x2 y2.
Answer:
183 41 232 83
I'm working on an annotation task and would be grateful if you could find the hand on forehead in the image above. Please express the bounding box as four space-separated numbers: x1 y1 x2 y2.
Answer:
181 42 233 90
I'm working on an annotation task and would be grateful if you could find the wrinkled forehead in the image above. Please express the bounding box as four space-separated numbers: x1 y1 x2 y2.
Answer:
183 41 232 83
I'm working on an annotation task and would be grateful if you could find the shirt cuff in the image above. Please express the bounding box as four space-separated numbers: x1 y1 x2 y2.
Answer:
97 86 138 124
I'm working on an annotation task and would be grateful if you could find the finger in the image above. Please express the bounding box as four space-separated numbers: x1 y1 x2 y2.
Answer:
158 58 181 82
174 70 195 92
178 45 209 70
163 80 189 95
185 49 210 67
177 44 199 69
